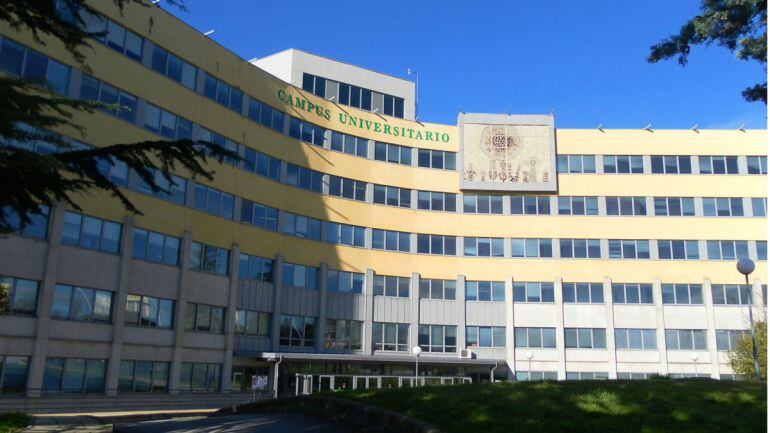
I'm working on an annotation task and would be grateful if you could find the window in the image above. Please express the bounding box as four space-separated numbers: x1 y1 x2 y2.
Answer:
150 45 196 90
42 358 106 393
417 191 456 212
125 294 174 329
238 253 274 283
419 325 457 353
0 38 25 76
330 131 368 158
515 327 556 348
372 229 411 252
559 239 601 258
606 196 647 216
281 212 322 241
0 356 29 393
706 240 749 260
327 270 364 294
326 222 366 247
514 282 554 303
558 196 599 215
662 284 703 305
665 329 707 350
751 198 767 217
184 303 224 333
131 228 180 266
654 197 695 216
417 234 456 255
417 149 456 170
327 175 366 201
463 237 504 257
566 372 608 380
288 117 326 147
651 156 692 174
711 284 752 305
202 73 242 113
2 205 49 239
608 240 650 259
234 310 271 337
374 185 412 208
302 73 405 119
190 242 229 275
511 238 553 258
374 141 412 165
511 196 551 215
282 263 318 290
716 330 746 351
617 373 656 380
564 328 606 349
242 147 281 181
466 281 505 302
562 283 604 303
746 156 768 174
240 200 278 232
0 276 38 316
603 155 644 173
557 155 596 173
699 156 739 174
0 39 71 94
463 195 504 214
612 283 653 304
79 74 137 123
61 211 122 253
758 241 767 260
373 275 410 298
466 326 506 348
51 284 113 323
657 240 700 260
615 329 657 350
279 315 316 347
144 103 192 141
419 279 456 300
193 184 234 220
61 5 144 62
285 163 323 193
325 320 363 350
246 98 284 133
703 198 744 217
372 322 409 351
179 363 220 391
516 371 558 381
134 167 187 204
118 361 169 393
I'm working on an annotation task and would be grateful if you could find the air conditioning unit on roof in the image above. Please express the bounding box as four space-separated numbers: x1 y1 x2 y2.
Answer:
458 349 474 359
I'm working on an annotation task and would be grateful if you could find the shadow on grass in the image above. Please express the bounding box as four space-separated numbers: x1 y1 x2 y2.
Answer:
338 379 766 433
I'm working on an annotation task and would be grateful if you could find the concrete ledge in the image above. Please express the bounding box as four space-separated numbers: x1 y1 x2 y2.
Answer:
216 395 441 433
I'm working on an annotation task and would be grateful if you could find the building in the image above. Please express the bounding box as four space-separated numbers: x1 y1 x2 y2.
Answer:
0 1 767 410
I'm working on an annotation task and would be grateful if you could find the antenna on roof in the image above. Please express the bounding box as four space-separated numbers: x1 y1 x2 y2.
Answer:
203 29 215 36
690 124 699 133
643 123 653 132
738 123 746 132
248 57 259 62
549 108 555 116
597 124 604 132
327 96 336 102
151 0 160 4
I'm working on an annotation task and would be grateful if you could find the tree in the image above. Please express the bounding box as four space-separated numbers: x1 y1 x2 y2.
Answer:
729 320 767 381
0 0 237 234
648 0 767 104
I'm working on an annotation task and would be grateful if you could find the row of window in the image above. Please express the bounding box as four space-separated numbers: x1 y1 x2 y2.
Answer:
558 154 767 175
302 73 406 118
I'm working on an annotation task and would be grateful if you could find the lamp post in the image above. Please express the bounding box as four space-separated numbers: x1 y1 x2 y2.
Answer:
412 345 422 386
736 258 761 381
690 352 699 377
525 351 534 379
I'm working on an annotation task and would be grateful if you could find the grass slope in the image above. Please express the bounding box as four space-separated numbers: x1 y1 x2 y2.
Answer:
339 379 766 433
0 412 29 433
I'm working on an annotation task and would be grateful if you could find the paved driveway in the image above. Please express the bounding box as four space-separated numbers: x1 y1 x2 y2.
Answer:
113 414 346 433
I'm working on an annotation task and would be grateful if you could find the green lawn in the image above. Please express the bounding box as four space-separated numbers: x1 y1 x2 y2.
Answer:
0 412 29 433
338 379 766 433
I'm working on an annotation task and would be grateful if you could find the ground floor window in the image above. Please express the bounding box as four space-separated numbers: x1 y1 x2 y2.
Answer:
179 362 221 392
566 371 608 380
515 371 557 381
0 355 29 393
230 366 270 392
42 357 106 393
118 360 169 393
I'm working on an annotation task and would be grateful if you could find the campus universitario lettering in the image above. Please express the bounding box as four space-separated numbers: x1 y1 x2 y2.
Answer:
0 1 766 407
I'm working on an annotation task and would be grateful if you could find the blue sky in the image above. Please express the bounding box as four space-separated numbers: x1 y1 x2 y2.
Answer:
168 0 766 129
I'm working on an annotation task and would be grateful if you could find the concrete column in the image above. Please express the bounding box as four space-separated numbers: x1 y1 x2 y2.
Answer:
364 269 375 355
652 278 669 376
26 203 65 397
168 231 192 394
269 255 285 351
595 155 604 174
694 198 705 217
752 277 764 316
603 277 618 379
702 278 720 378
104 216 136 396
456 275 467 350
555 277 567 380
642 155 652 174
316 263 329 353
504 277 515 379
409 273 420 353
221 242 241 393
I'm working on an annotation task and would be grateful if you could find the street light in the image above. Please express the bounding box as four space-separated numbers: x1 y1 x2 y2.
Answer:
737 258 761 381
690 352 699 377
525 351 534 379
412 345 422 386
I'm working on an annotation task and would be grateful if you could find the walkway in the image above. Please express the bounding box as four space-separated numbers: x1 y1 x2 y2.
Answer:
114 414 345 433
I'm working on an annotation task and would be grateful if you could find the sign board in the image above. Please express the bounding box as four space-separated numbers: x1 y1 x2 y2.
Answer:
251 375 268 391
458 113 556 192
